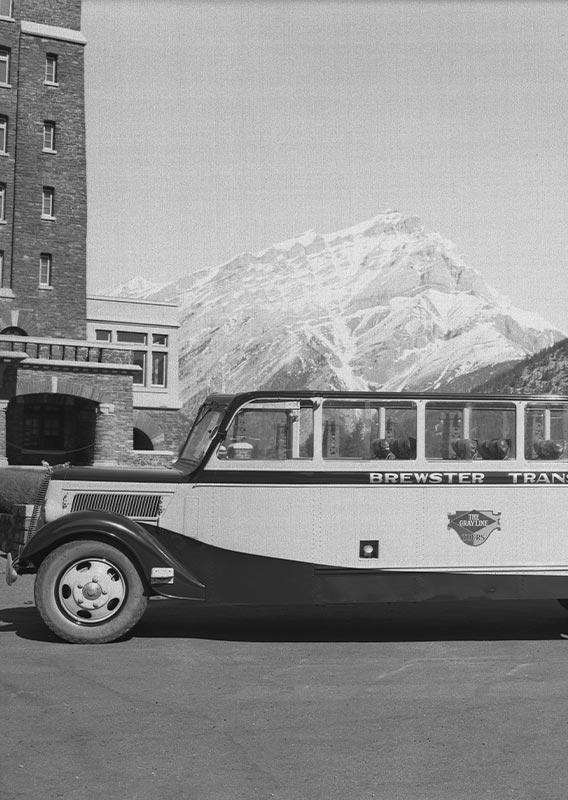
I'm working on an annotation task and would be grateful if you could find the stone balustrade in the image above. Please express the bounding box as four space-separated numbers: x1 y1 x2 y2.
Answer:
0 334 134 365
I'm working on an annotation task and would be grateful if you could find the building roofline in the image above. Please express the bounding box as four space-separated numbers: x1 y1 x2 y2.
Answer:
88 294 178 309
20 21 87 45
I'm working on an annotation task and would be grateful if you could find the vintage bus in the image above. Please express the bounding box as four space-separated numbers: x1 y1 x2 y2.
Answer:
5 390 568 644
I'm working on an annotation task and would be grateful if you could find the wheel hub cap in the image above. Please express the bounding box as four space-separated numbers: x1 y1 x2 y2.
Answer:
82 581 102 601
58 558 127 624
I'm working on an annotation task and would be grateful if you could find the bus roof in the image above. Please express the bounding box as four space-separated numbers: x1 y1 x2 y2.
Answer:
203 390 568 406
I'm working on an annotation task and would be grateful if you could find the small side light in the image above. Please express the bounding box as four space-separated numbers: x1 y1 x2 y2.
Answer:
359 540 379 559
150 567 174 584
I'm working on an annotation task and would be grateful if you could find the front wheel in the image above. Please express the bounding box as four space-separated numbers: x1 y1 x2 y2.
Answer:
34 539 148 644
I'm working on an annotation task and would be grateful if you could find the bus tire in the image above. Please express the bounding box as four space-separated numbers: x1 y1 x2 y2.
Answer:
558 599 568 612
34 539 148 644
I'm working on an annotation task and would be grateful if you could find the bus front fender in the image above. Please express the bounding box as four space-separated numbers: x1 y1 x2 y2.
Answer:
18 510 206 600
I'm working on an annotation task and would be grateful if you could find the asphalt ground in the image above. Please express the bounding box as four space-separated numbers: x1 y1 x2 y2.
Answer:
3 572 568 800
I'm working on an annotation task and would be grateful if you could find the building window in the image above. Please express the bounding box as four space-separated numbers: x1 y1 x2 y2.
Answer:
0 116 7 154
42 187 55 219
0 1 13 17
0 183 6 222
45 54 58 85
0 48 10 86
112 330 170 388
132 351 146 385
43 121 56 152
117 331 147 345
39 253 52 287
151 352 167 386
95 329 112 342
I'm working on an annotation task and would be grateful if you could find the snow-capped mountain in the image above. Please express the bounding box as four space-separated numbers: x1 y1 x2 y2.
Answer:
111 211 566 416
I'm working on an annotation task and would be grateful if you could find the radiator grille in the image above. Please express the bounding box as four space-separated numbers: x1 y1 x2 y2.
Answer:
70 493 163 520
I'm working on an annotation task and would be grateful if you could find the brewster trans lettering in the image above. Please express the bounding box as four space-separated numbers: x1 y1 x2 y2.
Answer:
5 390 568 644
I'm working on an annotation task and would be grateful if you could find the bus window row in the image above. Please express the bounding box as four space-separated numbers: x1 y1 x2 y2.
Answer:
218 401 568 462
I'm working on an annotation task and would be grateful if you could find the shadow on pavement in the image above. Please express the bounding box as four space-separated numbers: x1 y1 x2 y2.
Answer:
3 598 568 644
136 598 568 643
0 604 57 642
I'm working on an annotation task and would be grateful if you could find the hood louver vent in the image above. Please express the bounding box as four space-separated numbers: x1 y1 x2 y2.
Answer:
70 493 163 521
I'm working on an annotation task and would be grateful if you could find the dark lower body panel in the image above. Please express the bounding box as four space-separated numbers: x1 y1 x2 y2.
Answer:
153 528 568 605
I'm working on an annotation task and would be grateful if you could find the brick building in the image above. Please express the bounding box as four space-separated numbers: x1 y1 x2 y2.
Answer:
0 0 182 467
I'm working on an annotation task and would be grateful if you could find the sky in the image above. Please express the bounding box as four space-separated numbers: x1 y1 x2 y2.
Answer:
82 0 568 331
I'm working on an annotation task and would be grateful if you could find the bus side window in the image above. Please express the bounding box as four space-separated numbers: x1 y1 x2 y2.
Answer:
220 405 314 460
525 405 568 460
322 403 416 460
426 404 515 460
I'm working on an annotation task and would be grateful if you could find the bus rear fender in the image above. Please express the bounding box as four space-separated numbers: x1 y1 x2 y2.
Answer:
18 510 205 600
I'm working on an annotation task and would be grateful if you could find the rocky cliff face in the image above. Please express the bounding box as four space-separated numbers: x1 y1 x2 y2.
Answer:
474 338 568 395
113 211 565 417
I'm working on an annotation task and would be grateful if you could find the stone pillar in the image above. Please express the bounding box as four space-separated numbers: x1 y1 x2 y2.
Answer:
93 403 118 466
0 399 9 467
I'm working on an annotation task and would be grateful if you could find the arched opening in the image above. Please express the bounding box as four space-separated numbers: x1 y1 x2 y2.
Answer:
0 326 27 336
133 427 153 451
6 394 97 466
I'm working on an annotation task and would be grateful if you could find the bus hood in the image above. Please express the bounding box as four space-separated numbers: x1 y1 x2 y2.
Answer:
50 463 186 485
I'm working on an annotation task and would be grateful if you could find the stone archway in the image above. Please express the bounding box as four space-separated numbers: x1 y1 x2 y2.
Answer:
132 410 166 451
133 427 153 450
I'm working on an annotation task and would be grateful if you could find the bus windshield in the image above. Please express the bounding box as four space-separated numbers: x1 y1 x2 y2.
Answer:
178 404 226 467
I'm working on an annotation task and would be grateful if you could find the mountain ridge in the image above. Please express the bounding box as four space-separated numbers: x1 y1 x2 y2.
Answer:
109 211 566 418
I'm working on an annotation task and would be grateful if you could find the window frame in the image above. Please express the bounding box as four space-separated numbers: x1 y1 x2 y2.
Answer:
0 183 6 222
41 186 55 219
39 253 52 288
525 403 568 461
0 115 7 154
0 48 10 86
321 400 417 461
0 0 13 18
45 53 58 85
95 328 172 390
425 401 516 461
151 351 167 387
43 121 56 152
214 400 315 464
117 330 147 345
131 350 146 385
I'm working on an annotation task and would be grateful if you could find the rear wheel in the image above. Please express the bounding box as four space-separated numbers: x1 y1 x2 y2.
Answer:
34 539 148 644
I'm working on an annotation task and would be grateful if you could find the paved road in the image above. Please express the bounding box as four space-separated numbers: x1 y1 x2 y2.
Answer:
3 573 568 800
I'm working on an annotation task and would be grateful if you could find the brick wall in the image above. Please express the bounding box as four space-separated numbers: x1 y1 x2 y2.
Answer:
12 32 87 337
133 407 184 453
0 2 87 338
0 19 22 295
16 0 82 30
